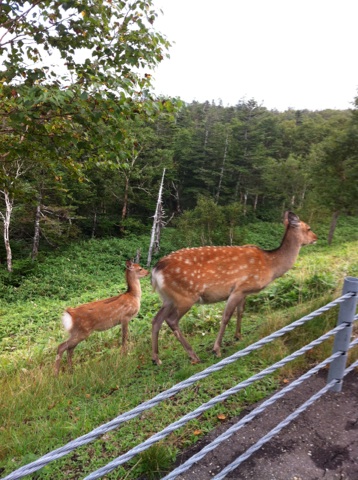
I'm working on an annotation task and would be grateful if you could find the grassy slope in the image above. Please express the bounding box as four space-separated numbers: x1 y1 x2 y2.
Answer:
1 217 358 478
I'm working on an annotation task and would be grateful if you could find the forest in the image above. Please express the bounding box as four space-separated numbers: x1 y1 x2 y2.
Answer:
2 96 358 269
1 1 358 275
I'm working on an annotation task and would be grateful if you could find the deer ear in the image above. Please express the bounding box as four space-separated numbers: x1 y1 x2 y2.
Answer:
126 259 133 269
285 211 300 228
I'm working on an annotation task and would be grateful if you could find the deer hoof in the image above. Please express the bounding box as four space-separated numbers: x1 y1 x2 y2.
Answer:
190 358 201 365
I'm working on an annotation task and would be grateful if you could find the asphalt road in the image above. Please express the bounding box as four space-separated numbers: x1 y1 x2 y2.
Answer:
174 369 358 480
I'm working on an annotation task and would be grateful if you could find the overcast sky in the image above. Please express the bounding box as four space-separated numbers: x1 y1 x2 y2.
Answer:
152 0 358 111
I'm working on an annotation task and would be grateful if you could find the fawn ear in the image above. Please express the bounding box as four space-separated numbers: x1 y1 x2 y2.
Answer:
126 259 133 269
284 211 300 228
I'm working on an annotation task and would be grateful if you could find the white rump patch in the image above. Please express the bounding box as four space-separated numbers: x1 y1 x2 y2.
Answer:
62 311 73 332
152 269 165 292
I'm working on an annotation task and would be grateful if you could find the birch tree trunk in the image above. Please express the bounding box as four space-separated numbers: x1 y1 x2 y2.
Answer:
1 190 14 272
31 195 42 261
0 160 25 272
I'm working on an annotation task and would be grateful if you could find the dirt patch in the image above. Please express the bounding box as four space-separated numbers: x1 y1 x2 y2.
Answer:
174 369 358 480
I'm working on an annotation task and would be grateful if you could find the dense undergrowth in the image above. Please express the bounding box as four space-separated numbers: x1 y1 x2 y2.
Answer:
1 216 358 479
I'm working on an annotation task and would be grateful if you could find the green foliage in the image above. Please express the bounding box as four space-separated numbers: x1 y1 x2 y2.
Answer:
1 0 170 88
174 196 245 247
248 272 337 311
1 89 356 270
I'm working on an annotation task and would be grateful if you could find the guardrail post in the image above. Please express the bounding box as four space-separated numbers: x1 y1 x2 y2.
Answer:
327 276 358 392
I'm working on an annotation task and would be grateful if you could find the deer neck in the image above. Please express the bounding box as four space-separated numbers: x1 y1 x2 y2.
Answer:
266 227 302 280
125 270 142 298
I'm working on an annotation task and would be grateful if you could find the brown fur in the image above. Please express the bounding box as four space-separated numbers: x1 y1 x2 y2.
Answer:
151 212 317 365
54 260 149 375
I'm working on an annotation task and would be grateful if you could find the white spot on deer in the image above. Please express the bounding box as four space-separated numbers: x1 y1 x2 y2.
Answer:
175 267 181 273
254 274 259 280
249 258 255 264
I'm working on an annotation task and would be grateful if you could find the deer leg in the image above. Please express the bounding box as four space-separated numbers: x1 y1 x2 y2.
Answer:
67 346 75 371
152 303 174 365
213 294 244 357
165 306 200 364
54 341 67 376
54 333 86 375
234 297 246 340
121 321 129 355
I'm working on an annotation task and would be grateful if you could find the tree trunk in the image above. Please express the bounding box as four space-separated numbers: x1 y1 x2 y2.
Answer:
2 191 13 272
121 175 129 220
154 205 163 254
171 181 181 214
31 196 42 261
216 132 229 202
91 209 97 238
243 192 248 216
229 223 234 246
147 169 166 266
328 211 339 245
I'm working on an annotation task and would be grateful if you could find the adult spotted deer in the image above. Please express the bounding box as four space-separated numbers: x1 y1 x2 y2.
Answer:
151 211 317 365
54 260 149 375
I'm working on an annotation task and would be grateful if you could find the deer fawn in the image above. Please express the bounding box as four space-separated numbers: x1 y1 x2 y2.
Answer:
151 211 317 365
54 260 149 375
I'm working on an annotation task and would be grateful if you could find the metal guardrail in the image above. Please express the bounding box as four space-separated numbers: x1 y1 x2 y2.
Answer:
2 276 358 480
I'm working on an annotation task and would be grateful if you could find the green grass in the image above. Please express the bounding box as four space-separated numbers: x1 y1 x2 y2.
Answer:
1 218 358 478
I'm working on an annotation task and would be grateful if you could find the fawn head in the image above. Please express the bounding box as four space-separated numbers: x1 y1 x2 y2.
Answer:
126 259 149 278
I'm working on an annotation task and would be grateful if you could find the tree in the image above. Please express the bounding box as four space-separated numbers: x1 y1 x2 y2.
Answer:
1 0 176 162
0 159 28 271
0 0 177 264
310 124 358 244
261 154 308 210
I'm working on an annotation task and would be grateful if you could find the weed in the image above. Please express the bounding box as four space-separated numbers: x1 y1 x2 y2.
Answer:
132 443 176 479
